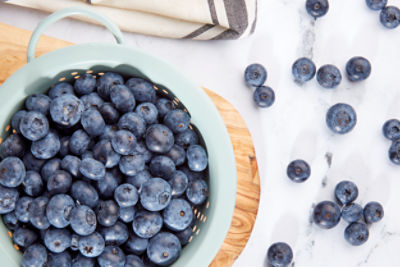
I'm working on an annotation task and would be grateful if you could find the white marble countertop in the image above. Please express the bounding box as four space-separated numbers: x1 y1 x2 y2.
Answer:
1 0 400 266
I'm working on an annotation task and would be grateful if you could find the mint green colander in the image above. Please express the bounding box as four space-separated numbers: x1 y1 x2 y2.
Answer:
0 7 236 267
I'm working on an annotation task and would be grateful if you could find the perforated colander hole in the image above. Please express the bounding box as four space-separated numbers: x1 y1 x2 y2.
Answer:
188 236 193 243
174 97 180 103
189 124 193 130
74 75 80 79
59 77 66 82
7 231 12 238
71 72 78 76
206 201 210 209
98 72 105 76
184 108 188 113
173 100 178 106
162 89 169 95
200 214 204 221
153 85 159 91
0 138 3 144
197 212 201 219
5 125 10 132
192 225 197 232
86 70 94 74
193 208 198 215
196 229 200 235
13 244 19 251
202 216 207 223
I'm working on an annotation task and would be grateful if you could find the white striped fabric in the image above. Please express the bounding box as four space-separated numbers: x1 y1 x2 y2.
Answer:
4 0 257 40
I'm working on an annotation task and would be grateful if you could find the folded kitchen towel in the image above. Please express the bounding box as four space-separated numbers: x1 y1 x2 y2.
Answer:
5 0 258 40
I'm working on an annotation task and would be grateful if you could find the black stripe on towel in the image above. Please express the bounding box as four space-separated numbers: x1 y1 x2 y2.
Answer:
212 0 248 40
183 24 215 39
207 0 219 25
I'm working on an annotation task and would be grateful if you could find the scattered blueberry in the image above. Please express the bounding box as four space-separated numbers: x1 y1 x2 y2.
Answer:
110 84 136 113
389 139 400 165
383 119 400 140
326 103 357 134
346 56 371 82
244 63 267 87
366 0 387 10
306 0 329 18
287 159 311 183
317 64 342 89
11 110 26 133
380 6 400 29
140 178 172 211
22 171 43 197
100 125 118 141
186 179 209 205
22 151 46 172
253 86 275 108
96 172 119 199
50 94 84 127
313 201 341 229
166 145 186 166
342 203 363 223
70 205 97 236
345 222 369 246
47 251 72 267
186 145 208 172
292 57 316 83
2 212 19 230
78 232 105 257
61 155 81 177
93 139 121 168
147 232 181 266
74 73 96 95
335 180 359 205
69 129 91 155
364 201 384 223
19 111 49 141
267 242 293 267
13 227 37 248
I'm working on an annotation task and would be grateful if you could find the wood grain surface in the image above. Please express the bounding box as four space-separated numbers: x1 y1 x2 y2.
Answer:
0 22 260 267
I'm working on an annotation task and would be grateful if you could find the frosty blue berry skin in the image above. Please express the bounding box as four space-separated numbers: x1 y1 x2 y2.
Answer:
244 63 267 87
313 201 341 229
306 0 329 18
345 222 369 246
147 232 181 266
317 64 342 89
253 86 275 108
383 119 400 141
267 242 293 267
380 6 400 29
346 57 371 82
366 0 387 10
364 201 384 223
326 103 357 134
286 159 311 183
292 57 316 83
335 180 359 205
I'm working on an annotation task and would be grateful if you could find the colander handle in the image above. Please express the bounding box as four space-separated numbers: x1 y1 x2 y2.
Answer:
27 7 125 63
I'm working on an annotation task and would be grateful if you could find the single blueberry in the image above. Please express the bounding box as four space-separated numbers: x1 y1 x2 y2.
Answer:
175 226 193 246
80 158 106 181
47 170 72 195
15 196 33 223
48 82 74 99
147 232 181 266
2 212 19 230
25 94 51 115
111 130 137 156
287 159 311 183
44 228 72 253
69 129 91 155
380 6 400 29
72 253 95 267
145 124 174 153
292 57 316 83
334 180 359 205
99 103 120 126
21 244 47 267
342 203 363 223
124 232 148 255
364 201 384 223
110 84 136 113
383 119 400 140
267 242 293 267
81 108 106 137
31 131 60 159
135 102 158 124
156 98 175 118
140 178 172 211
125 255 145 267
74 73 96 95
132 210 163 238
186 179 208 205
78 232 105 258
389 139 400 165
175 129 198 148
114 183 139 207
22 171 43 197
313 201 341 229
346 56 371 82
0 134 26 158
0 156 25 187
81 92 104 110
19 111 49 141
61 155 81 177
244 63 267 87
326 103 357 134
97 246 126 267
163 198 193 231
41 158 61 182
47 251 72 267
169 171 189 197
50 94 84 127
71 180 99 208
29 196 50 230
150 156 176 179
11 110 26 133
316 64 342 89
119 206 136 223
14 228 39 248
125 77 156 103
93 139 121 168
345 222 369 246
366 0 387 10
164 110 191 133
306 0 329 18
96 200 120 227
118 112 146 138
22 152 46 172
253 86 275 108
127 170 151 189
186 145 208 172
119 155 146 176
97 72 124 100
99 221 129 246
96 172 119 199
46 194 75 228
70 205 97 236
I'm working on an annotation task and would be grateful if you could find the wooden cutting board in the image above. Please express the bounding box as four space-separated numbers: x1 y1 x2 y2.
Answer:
0 22 260 266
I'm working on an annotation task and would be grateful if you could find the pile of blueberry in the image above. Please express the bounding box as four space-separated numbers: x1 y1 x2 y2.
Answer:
366 0 400 29
244 64 275 108
0 71 209 267
313 181 384 246
383 119 400 164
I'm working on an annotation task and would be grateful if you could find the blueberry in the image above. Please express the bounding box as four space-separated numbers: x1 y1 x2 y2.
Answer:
119 206 136 223
29 196 50 229
97 72 124 100
164 110 191 133
380 6 400 29
74 74 96 95
180 165 205 182
71 181 99 208
313 201 341 229
292 57 316 83
125 232 148 255
114 183 139 207
334 180 358 205
80 158 106 181
99 125 118 141
13 227 37 248
2 212 19 230
11 110 26 133
366 0 387 10
244 63 267 87
111 130 137 156
97 246 126 267
96 171 119 199
61 155 81 177
389 139 400 164
44 228 71 253
59 136 70 157
306 0 329 18
99 103 120 124
100 221 129 246
96 200 119 227
383 119 400 140
175 129 198 148
126 77 156 103
125 255 145 267
93 139 121 168
47 170 72 195
25 94 51 115
119 155 145 176
169 171 189 197
127 170 151 189
22 151 46 172
346 56 371 82
132 210 163 238
267 242 293 267
0 156 25 187
253 86 275 108
50 94 84 127
140 178 172 211
71 234 79 251
150 156 176 179
175 226 192 246
41 158 61 182
110 84 136 113
69 129 91 155
21 174 41 197
47 251 72 267
145 124 174 153
163 198 193 231
326 103 357 134
49 82 74 99
0 185 18 214
31 131 60 159
287 159 311 183
81 92 104 110
81 108 106 137
342 203 363 223
156 98 175 118
15 196 33 223
364 201 384 223
19 111 49 141
316 64 342 88
147 232 181 266
344 222 369 246
186 145 208 172
78 232 105 257
21 244 47 267
136 102 158 124
186 179 208 205
46 194 75 228
72 254 95 267
0 134 26 159
70 205 97 236
118 112 146 138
